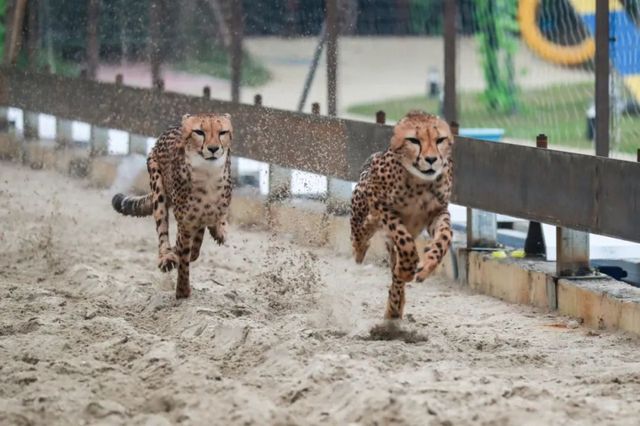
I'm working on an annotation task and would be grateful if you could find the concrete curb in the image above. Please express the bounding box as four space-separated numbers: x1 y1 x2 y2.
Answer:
458 250 640 335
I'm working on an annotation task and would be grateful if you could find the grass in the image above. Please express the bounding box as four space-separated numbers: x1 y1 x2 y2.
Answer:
174 49 271 87
347 83 640 154
15 52 82 78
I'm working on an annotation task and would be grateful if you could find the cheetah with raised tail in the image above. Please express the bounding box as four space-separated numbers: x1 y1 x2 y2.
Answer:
351 110 453 319
112 113 233 298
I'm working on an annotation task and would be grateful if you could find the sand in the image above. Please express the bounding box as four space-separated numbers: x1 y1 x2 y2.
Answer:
1 162 640 426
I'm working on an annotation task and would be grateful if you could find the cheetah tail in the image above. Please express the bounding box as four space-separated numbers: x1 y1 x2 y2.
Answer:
111 193 153 217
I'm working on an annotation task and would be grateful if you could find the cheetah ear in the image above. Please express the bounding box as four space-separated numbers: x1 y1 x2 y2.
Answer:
222 113 231 119
181 114 191 123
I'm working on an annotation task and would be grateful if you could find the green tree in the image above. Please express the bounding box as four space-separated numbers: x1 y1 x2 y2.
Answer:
476 0 519 113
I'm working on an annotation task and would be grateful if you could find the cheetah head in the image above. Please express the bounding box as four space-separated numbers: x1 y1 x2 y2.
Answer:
181 113 233 163
390 110 452 182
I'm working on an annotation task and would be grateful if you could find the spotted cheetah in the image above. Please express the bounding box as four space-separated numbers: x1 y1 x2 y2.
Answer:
351 110 453 319
112 113 233 298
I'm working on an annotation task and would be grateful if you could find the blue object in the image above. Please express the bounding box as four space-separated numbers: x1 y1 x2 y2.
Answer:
458 128 505 142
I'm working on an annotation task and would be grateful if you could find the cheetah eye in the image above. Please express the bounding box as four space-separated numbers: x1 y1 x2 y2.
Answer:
436 137 447 145
192 129 205 137
219 130 230 136
405 137 420 145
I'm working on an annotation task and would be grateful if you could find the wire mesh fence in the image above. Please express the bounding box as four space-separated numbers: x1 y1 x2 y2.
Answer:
5 0 640 189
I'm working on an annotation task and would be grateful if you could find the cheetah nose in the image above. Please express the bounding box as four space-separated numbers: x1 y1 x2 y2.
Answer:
425 156 437 165
207 146 220 155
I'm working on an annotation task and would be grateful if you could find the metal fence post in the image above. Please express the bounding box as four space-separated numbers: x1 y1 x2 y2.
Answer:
524 134 548 257
0 106 9 132
554 133 590 276
23 111 39 140
461 121 498 249
556 228 591 276
89 69 117 156
129 134 147 155
56 118 74 146
268 95 292 200
595 0 609 157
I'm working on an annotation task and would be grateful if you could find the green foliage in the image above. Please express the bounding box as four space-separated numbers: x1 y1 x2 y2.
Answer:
346 84 640 155
476 0 519 113
173 49 272 88
408 0 442 34
0 0 6 59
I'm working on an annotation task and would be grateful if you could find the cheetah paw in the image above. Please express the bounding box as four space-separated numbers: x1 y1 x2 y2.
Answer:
211 224 227 246
353 243 369 264
158 250 179 273
415 259 439 282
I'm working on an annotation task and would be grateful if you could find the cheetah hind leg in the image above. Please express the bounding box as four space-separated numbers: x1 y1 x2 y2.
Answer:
158 248 179 273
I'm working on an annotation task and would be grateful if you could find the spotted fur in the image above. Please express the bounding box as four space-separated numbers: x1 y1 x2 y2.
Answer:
112 113 233 298
351 110 453 319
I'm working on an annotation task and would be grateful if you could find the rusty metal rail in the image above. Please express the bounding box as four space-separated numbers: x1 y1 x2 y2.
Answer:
1 67 639 245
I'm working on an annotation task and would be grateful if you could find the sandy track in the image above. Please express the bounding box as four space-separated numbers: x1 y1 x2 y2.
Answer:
1 162 640 426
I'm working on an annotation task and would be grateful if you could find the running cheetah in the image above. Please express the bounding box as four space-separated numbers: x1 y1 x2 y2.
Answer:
351 110 453 319
112 113 233 298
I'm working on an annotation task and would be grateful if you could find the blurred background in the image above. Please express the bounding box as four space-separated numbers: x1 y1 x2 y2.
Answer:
5 0 640 157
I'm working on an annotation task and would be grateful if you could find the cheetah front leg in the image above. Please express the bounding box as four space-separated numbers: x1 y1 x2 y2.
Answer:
415 210 452 282
350 188 378 263
149 157 178 272
208 215 227 245
382 211 419 319
175 224 193 299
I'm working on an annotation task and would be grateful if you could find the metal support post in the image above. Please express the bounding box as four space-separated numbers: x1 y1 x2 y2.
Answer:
552 132 590 276
23 111 39 140
90 126 109 156
56 118 74 146
595 0 610 157
461 120 497 249
326 0 338 116
267 94 291 200
129 134 147 155
0 106 9 132
524 134 548 257
556 228 591 276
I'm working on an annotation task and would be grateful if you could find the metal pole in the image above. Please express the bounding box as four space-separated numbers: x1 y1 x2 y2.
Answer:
595 0 609 157
230 0 244 103
5 0 27 65
86 0 100 80
443 0 457 122
553 133 590 276
524 134 548 258
326 0 338 116
26 0 38 69
149 0 162 88
297 22 327 112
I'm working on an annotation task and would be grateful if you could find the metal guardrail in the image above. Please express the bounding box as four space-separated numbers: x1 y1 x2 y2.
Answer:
1 67 639 246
